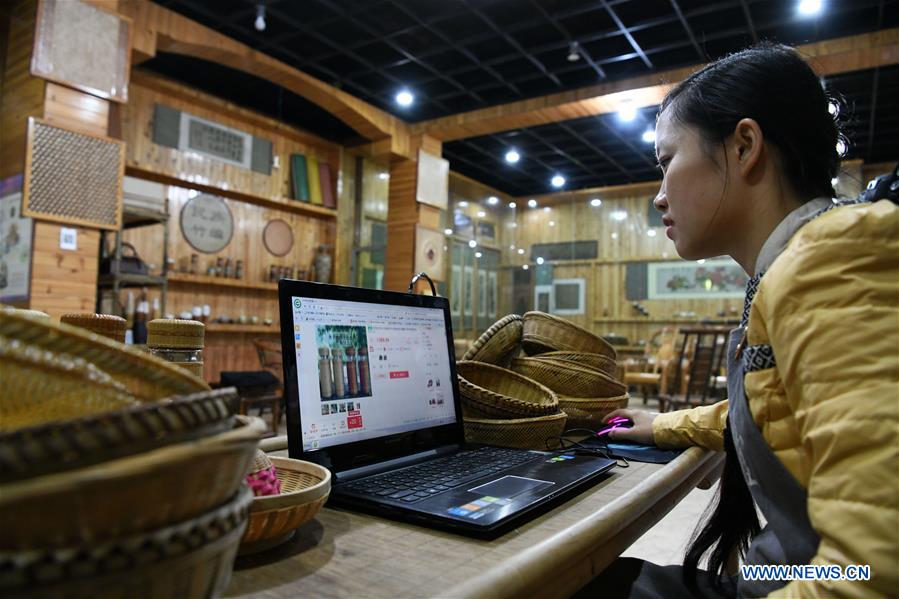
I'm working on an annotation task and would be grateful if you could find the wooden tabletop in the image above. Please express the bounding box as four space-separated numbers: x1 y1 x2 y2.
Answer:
225 446 722 599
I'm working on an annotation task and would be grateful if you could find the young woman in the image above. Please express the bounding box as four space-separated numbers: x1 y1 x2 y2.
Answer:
591 43 898 597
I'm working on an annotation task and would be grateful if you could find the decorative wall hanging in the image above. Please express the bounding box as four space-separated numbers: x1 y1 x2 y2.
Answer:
647 259 747 299
32 0 131 102
416 149 449 210
23 118 124 230
0 175 33 302
180 193 234 254
414 225 446 281
262 219 294 257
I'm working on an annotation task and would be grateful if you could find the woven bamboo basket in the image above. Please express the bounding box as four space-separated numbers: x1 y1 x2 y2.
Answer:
461 314 523 366
239 456 332 554
463 411 568 450
0 306 209 432
558 393 630 430
0 416 265 551
531 351 618 378
0 487 253 599
456 361 559 418
0 388 241 484
521 311 617 359
511 357 627 398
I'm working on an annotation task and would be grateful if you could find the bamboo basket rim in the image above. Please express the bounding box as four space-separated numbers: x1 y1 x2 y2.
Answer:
461 314 522 363
249 456 331 513
512 356 624 385
557 393 630 405
463 411 568 426
521 311 617 358
457 360 559 416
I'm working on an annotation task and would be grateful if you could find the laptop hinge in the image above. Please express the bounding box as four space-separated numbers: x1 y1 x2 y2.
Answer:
334 444 460 484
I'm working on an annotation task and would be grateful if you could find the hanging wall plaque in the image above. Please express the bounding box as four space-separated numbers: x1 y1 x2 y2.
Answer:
263 218 294 256
180 193 234 253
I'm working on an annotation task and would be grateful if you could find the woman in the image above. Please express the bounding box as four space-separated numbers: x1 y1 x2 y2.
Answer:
590 43 898 597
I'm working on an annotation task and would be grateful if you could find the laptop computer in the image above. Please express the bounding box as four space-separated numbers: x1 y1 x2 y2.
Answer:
279 280 615 536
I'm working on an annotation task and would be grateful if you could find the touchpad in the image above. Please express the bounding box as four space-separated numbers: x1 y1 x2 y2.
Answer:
469 475 554 498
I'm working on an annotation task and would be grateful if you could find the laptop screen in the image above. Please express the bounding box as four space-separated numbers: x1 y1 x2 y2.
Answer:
289 295 457 452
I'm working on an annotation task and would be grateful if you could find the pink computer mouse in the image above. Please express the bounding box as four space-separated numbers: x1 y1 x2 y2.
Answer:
595 416 633 437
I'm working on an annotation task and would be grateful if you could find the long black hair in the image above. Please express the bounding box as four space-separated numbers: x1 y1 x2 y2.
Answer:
659 43 844 592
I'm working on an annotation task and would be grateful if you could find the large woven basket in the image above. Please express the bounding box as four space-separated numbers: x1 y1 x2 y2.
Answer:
521 311 617 359
510 356 627 398
530 351 618 378
239 456 332 554
461 314 523 366
0 306 209 431
456 361 559 418
0 388 241 483
558 393 630 430
0 416 265 551
463 411 568 450
0 487 253 599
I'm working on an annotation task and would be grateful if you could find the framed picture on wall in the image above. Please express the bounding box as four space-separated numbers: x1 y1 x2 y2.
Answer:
414 224 445 281
476 221 496 243
0 175 33 302
415 149 449 210
648 259 746 299
463 265 474 318
450 265 461 317
478 270 487 317
488 271 497 319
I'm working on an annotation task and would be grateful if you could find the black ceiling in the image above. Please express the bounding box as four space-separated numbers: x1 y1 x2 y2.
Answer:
147 0 898 195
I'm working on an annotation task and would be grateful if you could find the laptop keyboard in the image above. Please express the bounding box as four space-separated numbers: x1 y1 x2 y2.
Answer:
339 447 540 503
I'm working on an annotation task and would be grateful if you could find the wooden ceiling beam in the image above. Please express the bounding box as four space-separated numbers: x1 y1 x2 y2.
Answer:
414 29 899 141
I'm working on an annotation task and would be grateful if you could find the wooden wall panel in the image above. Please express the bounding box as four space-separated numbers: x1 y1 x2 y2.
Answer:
43 82 109 137
29 222 100 319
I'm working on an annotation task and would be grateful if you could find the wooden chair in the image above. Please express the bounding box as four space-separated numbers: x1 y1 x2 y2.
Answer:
657 326 729 412
623 326 679 404
251 338 285 430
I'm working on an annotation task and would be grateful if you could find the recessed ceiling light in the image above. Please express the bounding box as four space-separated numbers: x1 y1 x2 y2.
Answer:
505 150 520 163
522 264 529 270
487 196 499 205
831 177 839 186
510 244 516 250
590 198 602 207
395 89 414 107
647 229 657 237
527 199 538 208
611 232 619 240
828 100 839 116
618 101 637 122
458 201 469 207
508 201 517 208
444 228 453 235
642 129 656 143
611 210 628 221
549 220 555 227
567 41 581 62
836 139 848 156
517 248 525 255
551 175 565 188
468 240 477 248
543 206 551 213
477 210 486 218
697 259 706 264
254 4 266 31
536 257 545 265
798 0 823 16
475 251 482 258
378 172 389 180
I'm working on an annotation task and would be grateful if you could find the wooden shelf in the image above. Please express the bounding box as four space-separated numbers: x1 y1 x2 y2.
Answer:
125 165 338 219
98 273 167 288
168 272 278 291
206 324 279 334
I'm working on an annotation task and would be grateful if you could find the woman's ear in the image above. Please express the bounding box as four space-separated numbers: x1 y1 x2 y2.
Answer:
731 118 764 179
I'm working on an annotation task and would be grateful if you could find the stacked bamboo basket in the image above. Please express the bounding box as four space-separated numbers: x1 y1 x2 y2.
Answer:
0 306 267 598
458 312 629 449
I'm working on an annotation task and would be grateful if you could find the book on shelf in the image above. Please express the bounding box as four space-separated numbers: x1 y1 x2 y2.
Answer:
307 155 323 205
290 154 310 202
319 161 336 209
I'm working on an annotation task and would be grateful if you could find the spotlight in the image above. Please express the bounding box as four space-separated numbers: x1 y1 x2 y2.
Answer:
378 172 389 180
697 259 706 264
642 129 656 143
611 210 627 221
477 210 486 218
505 150 520 163
543 206 551 213
590 198 602 207
536 257 544 265
647 229 657 237
567 41 581 62
828 101 839 116
468 240 477 248
254 4 266 31
611 232 619 240
551 175 565 188
395 89 414 107
618 102 637 122
522 264 529 270
835 139 847 156
527 199 538 208
458 201 469 208
549 221 555 227
487 196 499 205
517 248 525 255
510 244 516 250
798 0 822 16
831 177 839 187
444 228 453 235
475 251 482 258
508 201 517 208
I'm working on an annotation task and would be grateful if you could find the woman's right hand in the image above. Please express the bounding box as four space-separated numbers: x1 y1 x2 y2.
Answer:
602 408 659 446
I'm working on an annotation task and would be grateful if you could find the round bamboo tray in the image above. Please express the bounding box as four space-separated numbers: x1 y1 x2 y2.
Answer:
531 351 618 378
461 314 523 366
0 388 241 484
239 456 332 554
456 361 559 418
0 487 253 598
0 306 210 432
521 311 617 359
463 411 568 450
0 416 266 551
558 393 630 430
511 357 627 398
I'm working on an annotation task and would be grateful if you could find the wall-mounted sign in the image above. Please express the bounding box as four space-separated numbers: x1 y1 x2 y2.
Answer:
416 149 448 210
263 218 294 256
0 175 32 302
180 193 234 254
414 224 445 281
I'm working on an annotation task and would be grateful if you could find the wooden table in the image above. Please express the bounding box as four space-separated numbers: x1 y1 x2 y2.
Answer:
226 445 722 599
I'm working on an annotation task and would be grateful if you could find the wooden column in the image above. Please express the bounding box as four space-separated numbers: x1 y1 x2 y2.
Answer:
384 134 443 292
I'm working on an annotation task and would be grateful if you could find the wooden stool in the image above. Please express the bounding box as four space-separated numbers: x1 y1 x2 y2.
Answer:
238 392 281 437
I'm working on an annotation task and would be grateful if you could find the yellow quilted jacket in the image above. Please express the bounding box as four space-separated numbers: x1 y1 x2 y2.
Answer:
652 200 899 597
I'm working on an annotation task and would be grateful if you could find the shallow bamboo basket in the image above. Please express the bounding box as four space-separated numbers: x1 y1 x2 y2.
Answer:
463 411 568 450
0 416 266 551
558 394 630 430
0 487 253 599
511 357 627 398
521 311 617 359
456 361 559 418
239 456 332 554
531 351 618 377
461 314 523 366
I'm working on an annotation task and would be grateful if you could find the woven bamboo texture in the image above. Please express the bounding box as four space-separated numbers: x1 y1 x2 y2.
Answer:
0 307 210 431
463 412 568 450
0 416 265 551
456 361 558 418
0 388 241 483
558 394 630 430
461 314 523 366
0 487 252 598
240 457 332 552
510 357 626 398
531 351 618 378
521 311 617 359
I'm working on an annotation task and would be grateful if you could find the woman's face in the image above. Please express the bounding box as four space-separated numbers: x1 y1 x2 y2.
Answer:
653 109 738 260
